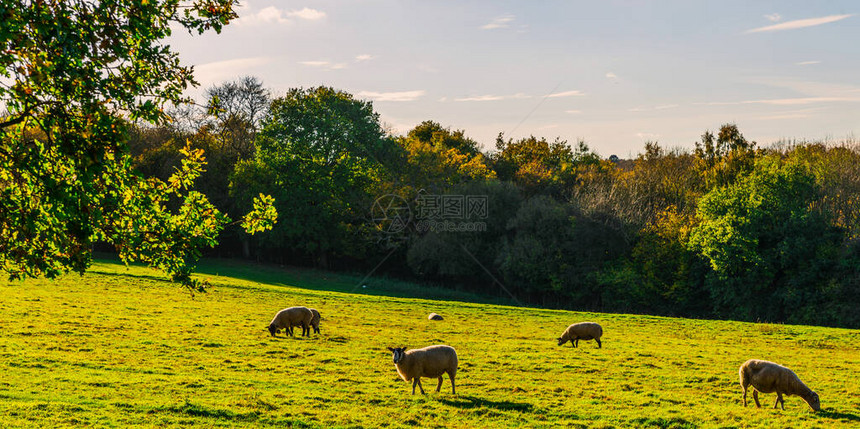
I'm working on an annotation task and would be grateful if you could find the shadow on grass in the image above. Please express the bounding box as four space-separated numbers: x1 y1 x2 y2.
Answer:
437 395 533 412
819 409 860 421
86 268 171 285
91 253 516 307
629 416 698 429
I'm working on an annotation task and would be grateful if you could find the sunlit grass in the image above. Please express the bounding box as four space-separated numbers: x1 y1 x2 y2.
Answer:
1 259 858 428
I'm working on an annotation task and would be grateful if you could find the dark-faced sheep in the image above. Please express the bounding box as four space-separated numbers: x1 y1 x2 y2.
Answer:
387 345 458 395
309 308 321 334
557 322 603 348
267 307 313 337
739 359 821 411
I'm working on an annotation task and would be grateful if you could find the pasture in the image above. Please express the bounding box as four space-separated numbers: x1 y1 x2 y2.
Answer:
1 259 858 428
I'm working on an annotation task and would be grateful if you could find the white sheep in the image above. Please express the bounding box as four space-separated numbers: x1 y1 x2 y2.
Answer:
267 306 313 337
309 308 321 334
739 359 821 411
387 345 458 395
557 322 603 348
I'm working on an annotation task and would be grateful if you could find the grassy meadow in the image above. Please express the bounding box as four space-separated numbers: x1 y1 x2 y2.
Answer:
1 258 859 428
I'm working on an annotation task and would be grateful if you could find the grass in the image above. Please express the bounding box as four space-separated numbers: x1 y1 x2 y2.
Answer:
1 258 858 428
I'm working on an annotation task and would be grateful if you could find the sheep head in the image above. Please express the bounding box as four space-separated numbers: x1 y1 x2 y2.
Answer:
804 391 821 412
267 324 278 337
557 337 567 346
387 347 407 364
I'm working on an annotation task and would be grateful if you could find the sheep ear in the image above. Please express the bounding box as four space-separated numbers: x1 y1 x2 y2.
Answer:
402 346 407 351
387 347 395 352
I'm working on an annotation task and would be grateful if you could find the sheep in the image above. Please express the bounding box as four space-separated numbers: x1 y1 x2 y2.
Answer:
267 306 313 337
739 359 821 411
428 313 443 321
387 345 458 395
557 322 603 348
309 308 321 334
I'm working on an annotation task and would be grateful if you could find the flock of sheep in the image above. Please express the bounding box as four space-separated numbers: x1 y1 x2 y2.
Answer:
268 307 821 412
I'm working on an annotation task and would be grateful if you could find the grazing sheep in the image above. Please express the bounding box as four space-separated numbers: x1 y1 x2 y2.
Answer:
557 322 603 348
387 345 458 395
267 307 313 337
309 308 321 334
739 359 821 411
428 313 443 321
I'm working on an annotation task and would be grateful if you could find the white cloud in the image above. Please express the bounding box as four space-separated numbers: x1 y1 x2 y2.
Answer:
757 113 812 120
565 109 582 114
286 7 326 20
418 64 440 73
754 107 823 121
746 14 853 33
355 54 374 62
357 90 426 102
606 72 618 79
236 6 325 25
300 61 330 67
636 132 660 140
300 60 347 71
194 57 271 85
259 6 291 24
481 15 515 30
705 96 857 106
456 95 504 102
547 90 583 98
629 104 679 112
455 93 531 102
764 13 782 22
747 77 860 98
438 96 448 102
795 60 821 66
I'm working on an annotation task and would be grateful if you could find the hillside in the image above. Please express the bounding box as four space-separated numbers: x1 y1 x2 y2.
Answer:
1 259 858 428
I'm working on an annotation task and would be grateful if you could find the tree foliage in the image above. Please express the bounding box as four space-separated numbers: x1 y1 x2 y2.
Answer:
0 0 276 289
231 86 392 266
689 156 838 320
205 76 270 159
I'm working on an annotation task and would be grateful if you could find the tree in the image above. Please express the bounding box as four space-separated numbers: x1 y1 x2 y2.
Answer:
231 87 393 267
391 121 495 194
0 0 276 288
694 123 757 189
688 156 837 321
492 134 577 197
407 120 481 156
205 76 270 159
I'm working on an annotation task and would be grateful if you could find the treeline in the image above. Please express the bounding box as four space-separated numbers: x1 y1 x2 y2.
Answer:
127 77 860 328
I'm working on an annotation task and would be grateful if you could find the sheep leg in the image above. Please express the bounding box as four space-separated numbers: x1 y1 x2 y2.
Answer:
448 372 456 395
742 385 748 407
774 392 784 410
414 378 425 395
595 338 602 348
572 339 578 348
436 377 443 392
753 390 761 408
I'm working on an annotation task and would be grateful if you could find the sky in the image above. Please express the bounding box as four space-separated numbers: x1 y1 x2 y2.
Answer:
169 0 860 157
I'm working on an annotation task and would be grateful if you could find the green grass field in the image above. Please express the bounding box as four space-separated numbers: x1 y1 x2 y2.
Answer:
1 259 859 428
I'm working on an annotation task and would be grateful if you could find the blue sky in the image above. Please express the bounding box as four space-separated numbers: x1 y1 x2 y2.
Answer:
170 1 860 156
